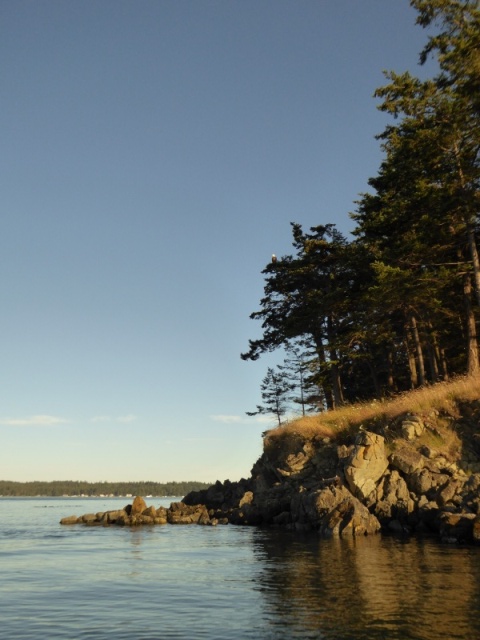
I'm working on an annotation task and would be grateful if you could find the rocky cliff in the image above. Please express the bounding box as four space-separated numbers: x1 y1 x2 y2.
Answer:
184 400 480 543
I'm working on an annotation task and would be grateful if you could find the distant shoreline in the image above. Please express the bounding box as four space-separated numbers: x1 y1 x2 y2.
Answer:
0 495 181 499
0 480 211 498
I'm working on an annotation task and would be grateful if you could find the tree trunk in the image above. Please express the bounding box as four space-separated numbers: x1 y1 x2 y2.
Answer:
467 225 480 307
439 347 449 381
329 356 344 408
365 358 381 398
313 334 334 410
463 273 479 374
327 316 344 408
426 340 439 382
386 349 395 391
409 313 426 386
453 139 480 306
405 324 418 388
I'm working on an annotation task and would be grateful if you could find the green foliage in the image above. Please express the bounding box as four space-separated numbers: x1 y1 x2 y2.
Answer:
247 366 294 426
244 0 480 406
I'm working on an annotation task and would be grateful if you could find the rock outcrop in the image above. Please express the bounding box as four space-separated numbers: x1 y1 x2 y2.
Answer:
60 500 228 527
61 402 480 543
344 431 389 501
180 403 480 543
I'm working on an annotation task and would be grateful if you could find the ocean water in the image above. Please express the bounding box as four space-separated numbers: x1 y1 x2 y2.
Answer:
2 497 480 640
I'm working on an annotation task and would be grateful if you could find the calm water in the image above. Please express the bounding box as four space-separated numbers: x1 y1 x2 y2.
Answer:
2 497 480 640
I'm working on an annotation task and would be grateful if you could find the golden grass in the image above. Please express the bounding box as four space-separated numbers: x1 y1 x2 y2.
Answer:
264 374 480 449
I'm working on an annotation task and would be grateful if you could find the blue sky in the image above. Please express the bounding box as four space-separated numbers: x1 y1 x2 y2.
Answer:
1 1 433 483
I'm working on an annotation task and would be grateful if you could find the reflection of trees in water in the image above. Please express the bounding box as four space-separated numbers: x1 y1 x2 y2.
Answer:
252 530 480 639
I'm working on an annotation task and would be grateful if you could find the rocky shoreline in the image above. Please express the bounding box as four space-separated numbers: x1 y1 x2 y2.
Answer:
61 404 480 544
60 495 228 527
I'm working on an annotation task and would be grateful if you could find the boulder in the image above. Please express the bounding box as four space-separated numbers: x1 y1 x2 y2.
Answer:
131 496 147 515
407 468 436 495
166 502 209 524
60 515 79 525
344 431 389 500
104 509 127 524
238 491 254 507
437 480 464 507
291 484 381 537
399 415 425 440
374 470 414 524
142 506 157 518
81 513 97 523
390 447 424 475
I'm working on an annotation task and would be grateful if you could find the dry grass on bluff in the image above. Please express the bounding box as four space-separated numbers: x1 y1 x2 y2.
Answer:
264 375 480 462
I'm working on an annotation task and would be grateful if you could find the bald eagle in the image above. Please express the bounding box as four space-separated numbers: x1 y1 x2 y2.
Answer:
271 254 277 263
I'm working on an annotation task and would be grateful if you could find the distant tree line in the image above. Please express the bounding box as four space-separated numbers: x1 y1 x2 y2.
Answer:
244 1 480 418
0 480 211 497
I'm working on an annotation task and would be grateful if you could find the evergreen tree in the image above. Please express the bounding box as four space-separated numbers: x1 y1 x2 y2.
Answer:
241 224 354 408
246 366 293 426
279 342 325 415
242 0 480 403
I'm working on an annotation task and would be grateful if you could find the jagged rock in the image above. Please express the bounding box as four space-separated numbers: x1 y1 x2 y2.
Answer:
344 431 389 500
437 480 464 507
167 502 209 524
245 483 294 525
390 447 424 475
142 506 157 518
374 470 414 524
458 473 480 513
239 491 254 507
377 470 410 503
291 484 380 536
337 444 353 462
183 478 252 511
407 468 435 494
197 510 211 525
279 446 312 475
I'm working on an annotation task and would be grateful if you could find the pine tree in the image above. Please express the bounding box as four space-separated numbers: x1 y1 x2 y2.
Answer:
246 367 293 426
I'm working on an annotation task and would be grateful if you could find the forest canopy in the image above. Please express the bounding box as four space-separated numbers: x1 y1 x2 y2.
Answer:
0 480 211 497
243 0 480 414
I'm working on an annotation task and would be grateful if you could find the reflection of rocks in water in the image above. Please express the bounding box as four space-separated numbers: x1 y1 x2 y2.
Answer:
252 530 480 639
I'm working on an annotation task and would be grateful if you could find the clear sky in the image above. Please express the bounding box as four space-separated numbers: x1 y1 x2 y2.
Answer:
1 0 434 484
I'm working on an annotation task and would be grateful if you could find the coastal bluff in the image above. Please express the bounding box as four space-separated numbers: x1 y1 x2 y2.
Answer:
181 399 480 543
61 396 480 544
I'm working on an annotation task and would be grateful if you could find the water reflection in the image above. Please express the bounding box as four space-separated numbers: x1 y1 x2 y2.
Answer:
252 531 480 640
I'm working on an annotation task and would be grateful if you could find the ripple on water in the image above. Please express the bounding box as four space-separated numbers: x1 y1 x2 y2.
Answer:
2 499 480 640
